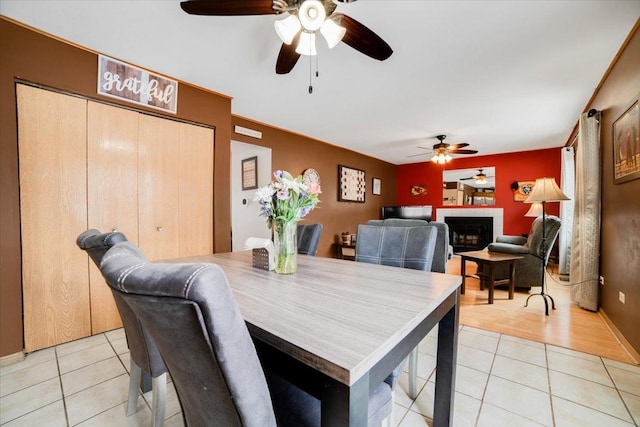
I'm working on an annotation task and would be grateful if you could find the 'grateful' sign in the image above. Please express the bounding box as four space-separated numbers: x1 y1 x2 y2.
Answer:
98 55 178 114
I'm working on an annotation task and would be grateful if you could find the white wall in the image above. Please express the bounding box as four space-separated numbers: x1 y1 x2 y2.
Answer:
231 141 272 251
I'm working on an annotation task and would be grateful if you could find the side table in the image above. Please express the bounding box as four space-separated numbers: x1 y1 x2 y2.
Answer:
459 251 523 304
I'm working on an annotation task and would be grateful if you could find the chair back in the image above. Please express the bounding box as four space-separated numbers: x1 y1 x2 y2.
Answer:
355 225 437 271
527 215 562 261
76 229 166 378
364 219 450 273
98 241 276 427
297 223 323 256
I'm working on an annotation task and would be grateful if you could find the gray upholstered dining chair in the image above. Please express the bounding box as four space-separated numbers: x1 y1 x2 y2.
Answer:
96 239 393 427
297 223 323 256
76 230 167 427
487 215 562 289
355 224 438 400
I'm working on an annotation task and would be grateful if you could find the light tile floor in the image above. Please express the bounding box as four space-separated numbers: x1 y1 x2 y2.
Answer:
1 326 638 427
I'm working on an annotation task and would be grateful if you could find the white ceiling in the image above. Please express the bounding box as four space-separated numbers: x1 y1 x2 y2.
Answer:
2 1 638 165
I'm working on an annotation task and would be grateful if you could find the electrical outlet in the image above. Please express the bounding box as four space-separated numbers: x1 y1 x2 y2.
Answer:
600 276 604 286
619 291 626 304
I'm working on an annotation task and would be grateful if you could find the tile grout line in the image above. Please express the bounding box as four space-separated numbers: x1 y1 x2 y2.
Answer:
54 344 71 427
601 355 639 426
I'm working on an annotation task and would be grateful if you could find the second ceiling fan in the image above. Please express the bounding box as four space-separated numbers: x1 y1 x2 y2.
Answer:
180 0 393 74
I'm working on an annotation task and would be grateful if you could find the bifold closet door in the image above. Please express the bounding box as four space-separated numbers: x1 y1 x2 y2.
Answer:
178 123 214 257
138 114 181 260
87 101 139 333
138 115 214 260
18 85 90 352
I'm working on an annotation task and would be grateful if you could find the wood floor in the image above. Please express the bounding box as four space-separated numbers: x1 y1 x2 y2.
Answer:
449 255 639 365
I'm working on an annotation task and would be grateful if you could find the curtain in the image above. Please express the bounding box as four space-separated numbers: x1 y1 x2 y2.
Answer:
559 146 575 275
570 112 601 311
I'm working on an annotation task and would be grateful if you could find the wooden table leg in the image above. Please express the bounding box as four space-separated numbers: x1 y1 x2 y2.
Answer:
487 264 495 304
460 257 466 294
508 261 516 300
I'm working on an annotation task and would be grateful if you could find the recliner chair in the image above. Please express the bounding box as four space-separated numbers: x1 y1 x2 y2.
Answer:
76 230 167 427
96 238 393 427
487 215 562 289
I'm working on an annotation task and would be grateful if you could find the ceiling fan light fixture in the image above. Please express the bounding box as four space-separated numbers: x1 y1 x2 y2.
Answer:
431 151 451 164
475 176 487 184
320 18 346 48
298 0 326 31
296 31 317 56
274 14 301 45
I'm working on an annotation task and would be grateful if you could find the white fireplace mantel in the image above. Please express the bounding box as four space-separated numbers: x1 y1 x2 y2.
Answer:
436 208 504 243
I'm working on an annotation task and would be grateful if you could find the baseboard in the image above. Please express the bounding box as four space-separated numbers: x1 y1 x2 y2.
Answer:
0 351 25 367
599 309 640 365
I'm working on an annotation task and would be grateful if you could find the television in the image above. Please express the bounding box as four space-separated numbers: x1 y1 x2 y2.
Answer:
382 205 432 222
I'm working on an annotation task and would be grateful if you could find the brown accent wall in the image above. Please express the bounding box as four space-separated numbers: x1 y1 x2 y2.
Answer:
232 116 397 258
0 17 232 356
580 22 640 354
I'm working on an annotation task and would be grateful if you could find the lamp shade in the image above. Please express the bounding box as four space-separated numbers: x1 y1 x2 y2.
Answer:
296 31 317 56
320 18 346 48
525 177 570 203
298 0 326 31
524 202 543 217
274 15 301 45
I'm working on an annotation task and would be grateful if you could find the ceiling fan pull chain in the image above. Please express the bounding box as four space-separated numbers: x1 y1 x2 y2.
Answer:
316 55 319 77
308 53 313 94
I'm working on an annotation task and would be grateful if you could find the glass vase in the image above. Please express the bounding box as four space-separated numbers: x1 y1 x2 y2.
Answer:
274 220 297 274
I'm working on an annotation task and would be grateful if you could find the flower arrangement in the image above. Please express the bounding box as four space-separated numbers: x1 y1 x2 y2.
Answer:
254 170 322 228
254 170 321 274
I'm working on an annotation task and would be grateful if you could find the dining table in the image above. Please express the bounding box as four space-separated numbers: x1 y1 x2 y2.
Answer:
171 251 461 427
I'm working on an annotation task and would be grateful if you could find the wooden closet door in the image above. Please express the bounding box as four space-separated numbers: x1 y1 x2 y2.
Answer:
87 101 139 333
179 123 214 257
17 85 90 352
138 114 181 260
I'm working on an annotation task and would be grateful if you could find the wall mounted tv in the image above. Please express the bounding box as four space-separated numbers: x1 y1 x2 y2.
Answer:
382 206 432 222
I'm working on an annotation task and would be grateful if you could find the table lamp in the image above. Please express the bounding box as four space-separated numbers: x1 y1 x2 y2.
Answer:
524 177 569 315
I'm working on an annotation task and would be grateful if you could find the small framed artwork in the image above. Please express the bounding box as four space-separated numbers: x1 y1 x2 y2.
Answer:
338 165 366 202
372 177 381 195
613 99 640 184
241 156 258 190
410 184 427 196
513 181 535 201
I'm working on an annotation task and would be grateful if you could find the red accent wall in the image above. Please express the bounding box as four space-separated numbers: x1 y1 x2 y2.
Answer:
396 148 562 236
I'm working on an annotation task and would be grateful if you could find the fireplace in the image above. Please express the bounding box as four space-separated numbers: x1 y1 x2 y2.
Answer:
445 216 493 253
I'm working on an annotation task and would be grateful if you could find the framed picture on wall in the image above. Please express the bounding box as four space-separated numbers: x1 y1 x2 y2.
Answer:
613 99 640 184
241 156 258 190
372 177 381 195
338 165 366 202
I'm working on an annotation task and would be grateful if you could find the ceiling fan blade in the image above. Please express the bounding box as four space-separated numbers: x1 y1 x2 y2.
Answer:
276 34 301 74
180 0 276 16
447 143 469 150
449 149 479 155
407 153 430 158
332 13 392 61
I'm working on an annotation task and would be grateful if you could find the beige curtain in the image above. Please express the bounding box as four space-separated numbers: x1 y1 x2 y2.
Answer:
570 111 601 311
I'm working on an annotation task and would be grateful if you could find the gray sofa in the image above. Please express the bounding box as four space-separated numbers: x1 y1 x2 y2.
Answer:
365 219 451 273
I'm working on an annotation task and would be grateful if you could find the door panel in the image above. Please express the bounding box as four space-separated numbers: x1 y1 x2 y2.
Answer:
179 123 214 257
87 101 139 333
18 85 90 351
138 114 180 260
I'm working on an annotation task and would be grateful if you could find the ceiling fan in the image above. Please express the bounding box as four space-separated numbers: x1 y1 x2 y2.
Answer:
460 169 493 184
180 0 393 75
409 135 479 163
